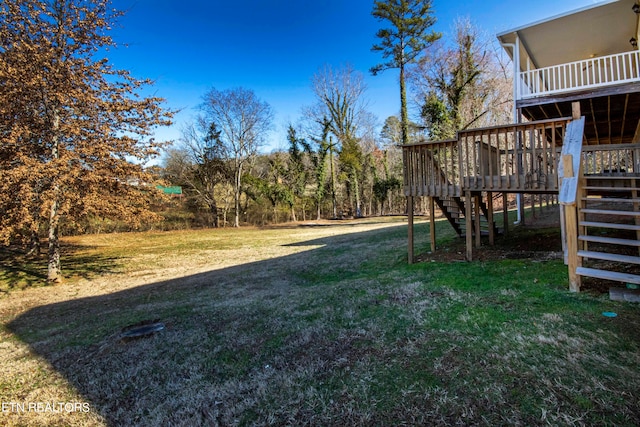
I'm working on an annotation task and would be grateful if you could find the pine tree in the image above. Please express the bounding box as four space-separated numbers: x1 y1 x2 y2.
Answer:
371 0 441 144
0 0 173 282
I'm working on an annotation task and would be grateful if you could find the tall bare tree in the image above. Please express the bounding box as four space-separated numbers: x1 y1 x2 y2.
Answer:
308 64 369 216
371 0 441 144
0 0 173 282
199 87 273 227
411 19 512 139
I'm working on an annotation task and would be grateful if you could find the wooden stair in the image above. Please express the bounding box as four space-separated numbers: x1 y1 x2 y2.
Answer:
433 195 500 238
575 174 640 285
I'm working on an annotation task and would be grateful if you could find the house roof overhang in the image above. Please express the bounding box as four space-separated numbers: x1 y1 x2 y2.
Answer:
497 0 639 72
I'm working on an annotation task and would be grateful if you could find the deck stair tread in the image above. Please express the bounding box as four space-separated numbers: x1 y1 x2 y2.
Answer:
584 186 640 191
578 250 640 265
582 197 640 203
580 208 640 216
434 194 499 237
576 267 640 284
580 221 640 231
585 175 640 179
577 174 640 285
584 174 640 181
578 235 640 246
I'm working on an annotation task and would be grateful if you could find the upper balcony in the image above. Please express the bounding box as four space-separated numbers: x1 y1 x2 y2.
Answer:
517 50 640 101
498 0 640 145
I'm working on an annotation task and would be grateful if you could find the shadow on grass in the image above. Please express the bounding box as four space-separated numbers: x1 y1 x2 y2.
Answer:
0 244 124 292
6 218 639 426
5 223 417 425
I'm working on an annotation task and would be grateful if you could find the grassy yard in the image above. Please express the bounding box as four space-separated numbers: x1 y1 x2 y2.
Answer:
0 216 639 426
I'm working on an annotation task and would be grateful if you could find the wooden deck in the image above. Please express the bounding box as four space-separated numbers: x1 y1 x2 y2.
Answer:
402 113 640 291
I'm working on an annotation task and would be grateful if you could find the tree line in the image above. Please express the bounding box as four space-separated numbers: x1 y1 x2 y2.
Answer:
0 0 512 281
162 12 512 228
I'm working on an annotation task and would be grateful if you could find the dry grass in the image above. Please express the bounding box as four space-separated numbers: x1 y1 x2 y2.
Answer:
1 216 639 426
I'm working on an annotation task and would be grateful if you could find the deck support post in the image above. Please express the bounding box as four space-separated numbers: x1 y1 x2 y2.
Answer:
560 205 568 264
565 202 581 292
633 180 640 255
407 196 414 264
474 194 481 248
429 196 436 253
502 193 509 236
488 192 495 246
465 191 473 261
563 154 581 292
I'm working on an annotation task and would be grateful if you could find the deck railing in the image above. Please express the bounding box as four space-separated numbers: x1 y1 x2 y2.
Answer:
402 118 572 197
403 139 459 197
518 50 640 100
581 143 640 175
459 118 570 192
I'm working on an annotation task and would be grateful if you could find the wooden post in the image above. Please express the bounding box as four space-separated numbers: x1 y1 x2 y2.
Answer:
565 203 580 292
488 191 495 246
562 154 581 292
474 194 481 248
572 101 581 120
502 192 509 236
465 191 473 261
531 193 536 219
560 205 568 264
408 196 414 264
633 180 640 255
429 196 436 253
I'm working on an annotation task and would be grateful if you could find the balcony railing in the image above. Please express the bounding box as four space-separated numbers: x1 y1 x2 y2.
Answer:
517 50 640 100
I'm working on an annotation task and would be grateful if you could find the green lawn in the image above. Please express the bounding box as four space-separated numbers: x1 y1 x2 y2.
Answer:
1 217 638 426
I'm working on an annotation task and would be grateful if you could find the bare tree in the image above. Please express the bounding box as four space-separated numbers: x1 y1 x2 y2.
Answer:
411 18 512 139
165 119 232 228
199 87 274 227
307 64 369 216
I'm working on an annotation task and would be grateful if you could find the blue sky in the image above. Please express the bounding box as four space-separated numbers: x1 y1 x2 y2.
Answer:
108 0 598 154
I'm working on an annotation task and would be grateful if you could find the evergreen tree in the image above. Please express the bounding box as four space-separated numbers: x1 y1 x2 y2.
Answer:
371 0 441 144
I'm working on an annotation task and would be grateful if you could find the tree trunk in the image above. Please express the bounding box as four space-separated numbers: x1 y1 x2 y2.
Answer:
47 191 61 283
400 63 409 145
27 229 41 256
47 110 61 283
353 168 361 217
234 164 242 227
211 204 219 228
329 141 337 219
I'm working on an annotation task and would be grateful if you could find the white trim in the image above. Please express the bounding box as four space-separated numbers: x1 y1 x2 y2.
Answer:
516 50 640 100
496 0 620 39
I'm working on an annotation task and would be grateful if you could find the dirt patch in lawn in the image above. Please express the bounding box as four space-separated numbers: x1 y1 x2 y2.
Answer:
416 204 564 264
